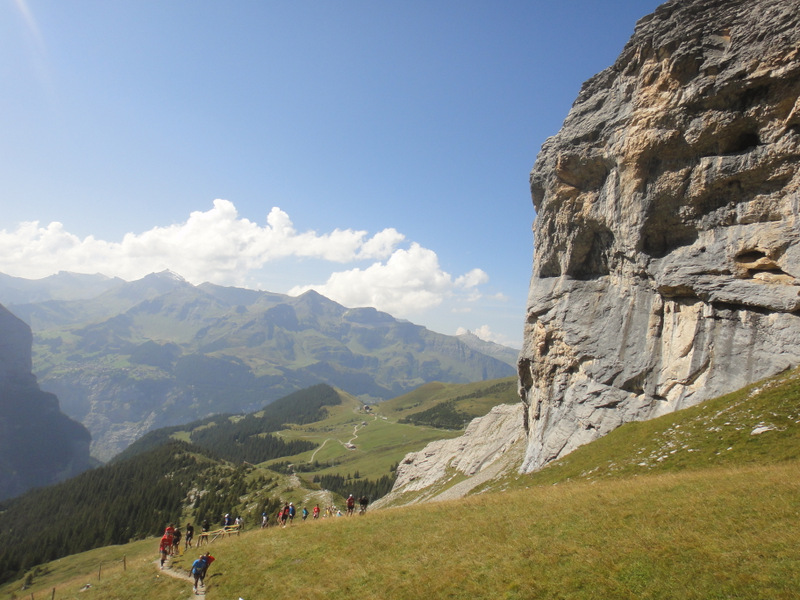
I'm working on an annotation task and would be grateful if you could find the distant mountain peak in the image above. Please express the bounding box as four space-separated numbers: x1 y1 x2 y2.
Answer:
148 270 186 282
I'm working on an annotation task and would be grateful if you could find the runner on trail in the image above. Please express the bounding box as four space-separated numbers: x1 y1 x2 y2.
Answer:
159 535 170 568
185 522 194 549
191 554 207 593
359 496 369 515
288 502 296 525
172 527 182 555
202 552 215 581
313 504 320 519
198 520 210 546
346 494 355 516
302 506 309 521
164 524 176 554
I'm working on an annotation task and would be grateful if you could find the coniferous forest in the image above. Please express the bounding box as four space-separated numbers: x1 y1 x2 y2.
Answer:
0 442 206 584
116 383 340 462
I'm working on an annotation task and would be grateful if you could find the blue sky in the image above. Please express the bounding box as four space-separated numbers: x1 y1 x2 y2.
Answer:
1 0 663 348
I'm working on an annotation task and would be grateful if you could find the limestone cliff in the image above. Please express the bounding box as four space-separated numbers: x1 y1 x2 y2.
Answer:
372 403 525 507
519 0 800 471
0 304 94 500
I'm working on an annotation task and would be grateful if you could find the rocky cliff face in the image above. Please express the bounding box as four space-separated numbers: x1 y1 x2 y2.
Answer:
518 0 800 472
0 304 94 500
373 403 525 507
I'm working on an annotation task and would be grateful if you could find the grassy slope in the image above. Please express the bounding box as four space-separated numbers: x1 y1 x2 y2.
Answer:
6 369 800 599
9 462 798 600
478 365 800 493
268 378 517 481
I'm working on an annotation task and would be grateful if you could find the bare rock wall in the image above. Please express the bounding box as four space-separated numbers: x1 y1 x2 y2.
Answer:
519 0 800 471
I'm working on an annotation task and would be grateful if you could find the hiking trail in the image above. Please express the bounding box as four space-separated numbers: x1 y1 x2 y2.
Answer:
156 556 206 596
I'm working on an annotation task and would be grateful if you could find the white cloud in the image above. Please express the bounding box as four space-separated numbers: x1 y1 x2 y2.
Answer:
0 200 406 286
289 242 489 318
455 268 489 288
0 199 494 323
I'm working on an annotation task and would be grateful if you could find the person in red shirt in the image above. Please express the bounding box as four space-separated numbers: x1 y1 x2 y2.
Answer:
163 524 175 555
159 535 170 567
201 552 215 584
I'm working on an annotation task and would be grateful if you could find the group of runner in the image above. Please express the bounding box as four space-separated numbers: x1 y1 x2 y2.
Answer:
156 495 370 594
263 494 370 528
159 519 216 566
159 523 184 566
158 522 216 595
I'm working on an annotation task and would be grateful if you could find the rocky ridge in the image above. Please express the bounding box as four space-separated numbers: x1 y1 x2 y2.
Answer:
518 0 800 471
372 403 524 507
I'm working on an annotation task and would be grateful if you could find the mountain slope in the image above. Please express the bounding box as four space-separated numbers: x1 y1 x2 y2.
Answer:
0 377 518 586
6 371 800 599
0 304 95 501
3 271 515 459
380 364 800 507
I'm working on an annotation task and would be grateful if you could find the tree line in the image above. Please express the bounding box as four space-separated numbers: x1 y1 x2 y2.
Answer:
313 464 398 502
0 442 207 585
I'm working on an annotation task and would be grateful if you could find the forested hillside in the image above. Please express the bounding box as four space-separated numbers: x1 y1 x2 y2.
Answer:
0 378 517 586
0 440 293 586
0 442 205 584
116 383 341 462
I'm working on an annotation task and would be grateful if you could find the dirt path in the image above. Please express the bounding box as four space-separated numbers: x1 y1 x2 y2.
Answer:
156 557 206 596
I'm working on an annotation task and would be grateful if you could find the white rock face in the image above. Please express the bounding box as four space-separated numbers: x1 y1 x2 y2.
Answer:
518 0 800 472
373 404 524 506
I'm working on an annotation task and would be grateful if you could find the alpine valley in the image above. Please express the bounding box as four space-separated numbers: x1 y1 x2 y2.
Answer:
0 270 515 461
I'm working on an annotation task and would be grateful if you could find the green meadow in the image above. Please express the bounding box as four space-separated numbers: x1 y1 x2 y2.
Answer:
4 368 800 600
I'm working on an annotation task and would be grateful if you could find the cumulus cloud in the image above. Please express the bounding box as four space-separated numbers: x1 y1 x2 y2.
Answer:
289 243 489 317
0 200 405 286
0 199 491 321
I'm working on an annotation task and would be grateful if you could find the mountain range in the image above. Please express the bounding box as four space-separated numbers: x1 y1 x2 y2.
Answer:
0 270 516 460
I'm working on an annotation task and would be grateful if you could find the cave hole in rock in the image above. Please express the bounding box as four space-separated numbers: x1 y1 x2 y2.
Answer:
721 131 761 155
568 226 615 279
735 249 789 279
642 225 698 259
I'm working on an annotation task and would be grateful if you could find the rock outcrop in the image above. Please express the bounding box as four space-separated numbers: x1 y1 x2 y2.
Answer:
373 403 525 507
518 0 800 471
0 304 94 500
